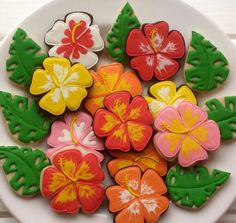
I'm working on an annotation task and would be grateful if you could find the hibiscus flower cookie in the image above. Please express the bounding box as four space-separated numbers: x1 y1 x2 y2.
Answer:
94 91 153 152
30 57 93 115
40 149 105 214
47 111 104 161
126 21 185 81
85 63 142 115
106 166 169 223
153 101 221 167
45 12 104 68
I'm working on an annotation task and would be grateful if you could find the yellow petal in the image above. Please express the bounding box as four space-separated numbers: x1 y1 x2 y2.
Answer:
145 96 167 118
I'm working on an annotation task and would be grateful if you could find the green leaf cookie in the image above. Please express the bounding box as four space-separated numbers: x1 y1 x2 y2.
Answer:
166 165 230 209
0 91 51 143
6 28 46 87
205 96 236 140
184 31 229 91
0 146 49 197
106 2 140 63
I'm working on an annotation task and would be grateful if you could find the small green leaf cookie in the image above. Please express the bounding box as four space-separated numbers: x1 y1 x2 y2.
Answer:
184 31 229 91
0 91 51 143
166 165 230 209
205 96 236 140
6 28 46 87
106 2 141 63
0 146 50 197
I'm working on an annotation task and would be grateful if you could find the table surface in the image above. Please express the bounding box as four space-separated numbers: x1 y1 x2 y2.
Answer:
0 0 236 222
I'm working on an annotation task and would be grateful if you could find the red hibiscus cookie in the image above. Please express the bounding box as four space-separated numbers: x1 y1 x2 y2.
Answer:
93 91 153 152
126 21 185 81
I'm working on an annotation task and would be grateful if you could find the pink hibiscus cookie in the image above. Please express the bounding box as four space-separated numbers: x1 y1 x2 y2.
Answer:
47 111 104 161
153 101 221 167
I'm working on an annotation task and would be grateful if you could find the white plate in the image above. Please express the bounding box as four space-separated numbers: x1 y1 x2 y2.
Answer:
0 0 236 222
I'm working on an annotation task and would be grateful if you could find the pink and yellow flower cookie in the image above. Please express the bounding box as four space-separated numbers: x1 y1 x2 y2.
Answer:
93 91 153 152
153 101 221 167
40 149 105 214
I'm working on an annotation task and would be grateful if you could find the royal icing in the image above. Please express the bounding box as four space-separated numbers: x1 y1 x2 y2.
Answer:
45 12 104 69
184 31 229 91
30 57 93 115
153 101 221 167
166 165 230 208
145 81 197 118
0 146 49 197
106 166 169 223
126 21 185 81
108 142 167 177
106 2 140 63
205 96 236 140
47 111 104 161
6 28 46 87
0 91 51 143
85 63 142 115
40 149 105 214
94 91 153 152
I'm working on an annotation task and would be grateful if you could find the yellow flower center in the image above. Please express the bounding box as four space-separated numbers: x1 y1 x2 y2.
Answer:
71 22 82 44
150 28 158 53
69 116 79 145
160 121 189 134
134 156 160 164
125 173 140 198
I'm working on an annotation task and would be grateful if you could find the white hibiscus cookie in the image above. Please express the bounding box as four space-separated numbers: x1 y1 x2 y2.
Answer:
45 12 104 68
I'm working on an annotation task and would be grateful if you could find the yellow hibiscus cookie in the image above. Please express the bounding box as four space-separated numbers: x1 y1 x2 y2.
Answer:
30 57 93 115
145 81 197 118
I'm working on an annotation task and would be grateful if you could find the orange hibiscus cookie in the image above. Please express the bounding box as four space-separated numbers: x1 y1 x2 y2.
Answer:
108 142 167 177
40 149 105 214
85 63 142 115
106 166 169 223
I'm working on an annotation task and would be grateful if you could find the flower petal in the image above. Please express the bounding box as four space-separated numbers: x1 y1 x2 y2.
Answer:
154 53 179 80
127 121 152 151
130 55 155 81
48 44 70 58
85 96 105 116
50 183 79 214
178 101 207 130
106 185 135 212
107 159 134 177
94 109 121 136
89 25 104 51
77 182 104 213
190 121 221 151
45 20 68 45
39 88 66 115
40 166 70 198
141 195 169 223
145 97 167 118
179 136 208 167
105 124 130 152
154 132 184 160
126 29 154 56
143 22 169 52
65 12 92 27
160 30 185 59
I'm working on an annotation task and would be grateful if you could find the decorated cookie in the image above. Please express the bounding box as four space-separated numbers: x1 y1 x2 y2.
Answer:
166 165 230 209
94 91 153 152
85 63 142 115
47 111 104 161
106 2 140 63
6 28 46 87
40 149 105 214
204 96 236 140
126 21 185 81
106 166 169 223
0 146 49 197
30 57 93 115
153 101 221 167
108 142 167 177
45 12 104 69
145 81 197 118
184 31 229 91
0 91 51 144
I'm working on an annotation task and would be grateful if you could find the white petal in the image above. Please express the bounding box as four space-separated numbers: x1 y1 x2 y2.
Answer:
66 12 92 27
90 25 104 51
45 21 68 45
71 51 98 69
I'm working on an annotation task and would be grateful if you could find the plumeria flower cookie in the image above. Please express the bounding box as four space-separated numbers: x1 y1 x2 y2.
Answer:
45 12 104 69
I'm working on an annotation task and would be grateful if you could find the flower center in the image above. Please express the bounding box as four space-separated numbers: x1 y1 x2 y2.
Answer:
69 116 79 145
160 121 189 134
150 28 159 53
114 98 126 122
134 156 161 164
100 72 113 93
71 22 82 44
125 173 140 198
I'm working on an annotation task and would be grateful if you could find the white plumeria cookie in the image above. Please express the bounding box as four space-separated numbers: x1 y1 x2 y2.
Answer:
45 12 104 69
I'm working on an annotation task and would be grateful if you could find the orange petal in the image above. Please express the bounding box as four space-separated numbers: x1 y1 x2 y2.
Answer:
107 159 134 177
85 96 105 115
